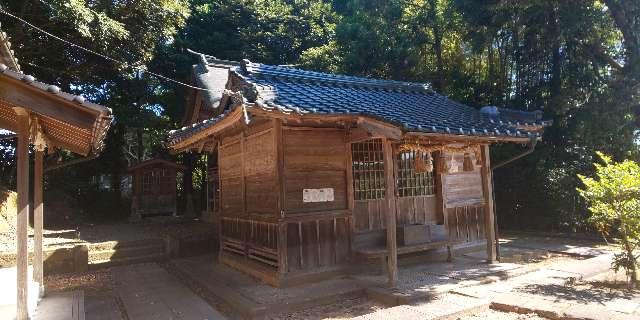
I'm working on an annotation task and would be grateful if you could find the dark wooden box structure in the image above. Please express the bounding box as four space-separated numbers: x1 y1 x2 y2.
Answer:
397 224 431 246
168 53 548 287
128 159 185 219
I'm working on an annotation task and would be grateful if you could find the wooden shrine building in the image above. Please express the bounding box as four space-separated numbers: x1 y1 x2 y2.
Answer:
0 28 112 319
168 52 549 287
128 158 185 219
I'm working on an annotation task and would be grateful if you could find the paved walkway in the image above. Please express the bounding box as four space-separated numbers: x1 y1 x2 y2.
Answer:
350 239 638 320
112 263 226 320
0 265 41 319
33 291 84 320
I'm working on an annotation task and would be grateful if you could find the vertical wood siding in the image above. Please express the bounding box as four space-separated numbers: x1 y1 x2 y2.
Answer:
282 128 348 213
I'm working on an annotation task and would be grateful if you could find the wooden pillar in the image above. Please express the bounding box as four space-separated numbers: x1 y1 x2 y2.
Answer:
34 146 45 295
240 132 246 216
14 108 30 320
273 119 287 274
383 138 398 287
345 130 354 259
216 141 223 262
480 144 497 263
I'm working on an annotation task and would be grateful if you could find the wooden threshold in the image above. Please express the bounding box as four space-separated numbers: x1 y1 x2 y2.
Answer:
354 240 459 258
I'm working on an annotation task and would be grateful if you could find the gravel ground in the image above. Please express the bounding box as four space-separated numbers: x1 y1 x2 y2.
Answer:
45 268 114 294
271 296 386 320
271 297 546 320
45 268 125 320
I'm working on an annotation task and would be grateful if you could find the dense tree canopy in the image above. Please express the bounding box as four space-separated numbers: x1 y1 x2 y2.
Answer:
0 0 638 228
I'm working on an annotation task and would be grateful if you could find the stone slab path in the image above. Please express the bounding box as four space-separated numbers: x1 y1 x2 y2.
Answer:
345 242 638 320
112 263 226 320
33 291 84 320
171 255 364 319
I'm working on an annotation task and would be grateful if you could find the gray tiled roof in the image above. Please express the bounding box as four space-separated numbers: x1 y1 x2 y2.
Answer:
0 63 113 154
190 51 241 111
170 56 549 145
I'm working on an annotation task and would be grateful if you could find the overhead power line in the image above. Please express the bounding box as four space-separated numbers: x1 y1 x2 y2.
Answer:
0 7 212 92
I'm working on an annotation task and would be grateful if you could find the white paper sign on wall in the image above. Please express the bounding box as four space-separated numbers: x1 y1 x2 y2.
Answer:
303 188 334 203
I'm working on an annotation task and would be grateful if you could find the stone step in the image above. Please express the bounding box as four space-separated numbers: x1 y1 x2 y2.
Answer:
89 253 166 270
88 244 165 263
86 238 164 251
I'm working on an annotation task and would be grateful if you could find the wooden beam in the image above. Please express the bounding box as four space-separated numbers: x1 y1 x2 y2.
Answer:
0 77 96 129
14 107 29 320
347 127 371 143
404 131 533 144
383 138 398 287
33 146 45 295
358 117 402 140
248 106 535 144
171 107 244 152
240 132 246 216
480 144 497 263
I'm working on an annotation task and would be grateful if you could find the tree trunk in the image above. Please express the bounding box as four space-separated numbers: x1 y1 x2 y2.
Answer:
428 0 445 91
136 128 144 164
621 223 638 287
604 0 640 78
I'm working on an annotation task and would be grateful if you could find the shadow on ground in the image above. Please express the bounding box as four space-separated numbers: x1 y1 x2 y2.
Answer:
517 282 637 305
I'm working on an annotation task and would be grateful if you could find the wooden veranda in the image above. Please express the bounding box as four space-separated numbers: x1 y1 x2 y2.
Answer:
0 30 112 319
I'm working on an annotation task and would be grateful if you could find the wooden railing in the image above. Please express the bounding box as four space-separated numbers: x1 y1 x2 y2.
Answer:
220 217 279 267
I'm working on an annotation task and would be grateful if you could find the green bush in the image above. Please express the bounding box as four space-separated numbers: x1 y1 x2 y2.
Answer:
577 152 640 286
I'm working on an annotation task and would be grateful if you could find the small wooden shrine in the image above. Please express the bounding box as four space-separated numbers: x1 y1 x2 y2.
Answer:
0 29 112 319
168 52 550 287
128 158 185 219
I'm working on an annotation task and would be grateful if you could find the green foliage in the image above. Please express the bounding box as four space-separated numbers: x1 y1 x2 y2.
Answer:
0 0 639 227
578 152 640 284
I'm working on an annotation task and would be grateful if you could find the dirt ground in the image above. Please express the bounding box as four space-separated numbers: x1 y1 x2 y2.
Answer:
272 297 545 320
0 220 212 252
45 268 125 320
272 297 386 320
455 309 546 319
25 233 632 320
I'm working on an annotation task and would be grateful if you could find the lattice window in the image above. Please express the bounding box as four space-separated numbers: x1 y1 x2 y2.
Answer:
351 139 385 200
396 150 435 197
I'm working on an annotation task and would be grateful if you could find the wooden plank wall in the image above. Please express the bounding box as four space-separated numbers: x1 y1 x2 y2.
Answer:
442 150 486 244
219 135 244 215
282 128 348 213
219 127 277 217
446 205 486 243
396 196 438 226
279 127 350 272
353 199 385 232
443 171 484 207
285 216 350 272
353 195 438 233
244 129 277 215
